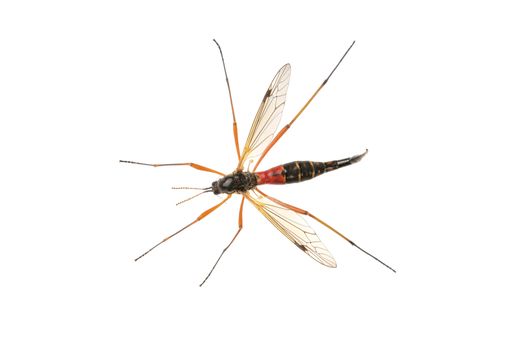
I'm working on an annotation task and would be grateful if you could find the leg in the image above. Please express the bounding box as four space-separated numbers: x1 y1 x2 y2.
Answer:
199 196 245 286
120 160 224 176
213 39 241 162
255 189 396 273
135 195 232 261
253 42 355 171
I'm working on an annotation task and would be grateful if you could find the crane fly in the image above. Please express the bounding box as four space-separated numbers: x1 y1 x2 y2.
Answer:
121 40 395 286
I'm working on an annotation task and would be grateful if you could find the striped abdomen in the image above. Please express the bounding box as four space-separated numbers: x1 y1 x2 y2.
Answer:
255 149 368 185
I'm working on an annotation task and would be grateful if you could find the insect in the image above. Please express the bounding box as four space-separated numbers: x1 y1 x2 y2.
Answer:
121 40 395 286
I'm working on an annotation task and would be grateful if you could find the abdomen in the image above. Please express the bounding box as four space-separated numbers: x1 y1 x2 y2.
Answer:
255 150 368 185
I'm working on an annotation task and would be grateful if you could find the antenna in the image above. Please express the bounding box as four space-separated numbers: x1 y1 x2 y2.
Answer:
174 188 213 206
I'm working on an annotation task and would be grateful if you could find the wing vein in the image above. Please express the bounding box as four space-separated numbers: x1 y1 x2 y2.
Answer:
237 64 291 170
245 190 337 267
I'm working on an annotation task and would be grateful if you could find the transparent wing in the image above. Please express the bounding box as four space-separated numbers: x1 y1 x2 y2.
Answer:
237 64 291 171
245 190 337 267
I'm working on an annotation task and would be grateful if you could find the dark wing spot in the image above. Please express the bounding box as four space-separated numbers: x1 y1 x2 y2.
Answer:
263 88 272 101
295 242 307 252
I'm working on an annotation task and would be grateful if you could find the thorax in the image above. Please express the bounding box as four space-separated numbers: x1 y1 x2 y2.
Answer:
212 171 258 194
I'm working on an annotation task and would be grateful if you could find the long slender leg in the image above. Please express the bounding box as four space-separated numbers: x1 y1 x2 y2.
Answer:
135 195 232 261
253 41 356 171
255 189 396 273
199 196 245 287
213 39 241 162
120 160 224 176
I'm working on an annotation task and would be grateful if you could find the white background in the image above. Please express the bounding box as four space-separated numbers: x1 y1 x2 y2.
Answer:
1 1 524 349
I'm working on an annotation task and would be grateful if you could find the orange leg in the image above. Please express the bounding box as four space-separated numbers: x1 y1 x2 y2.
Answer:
253 41 356 171
199 196 245 286
255 188 396 273
120 160 224 176
213 39 241 162
135 195 232 261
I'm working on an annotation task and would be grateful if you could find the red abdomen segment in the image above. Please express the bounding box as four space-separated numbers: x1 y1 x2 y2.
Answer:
255 150 368 186
255 165 286 185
